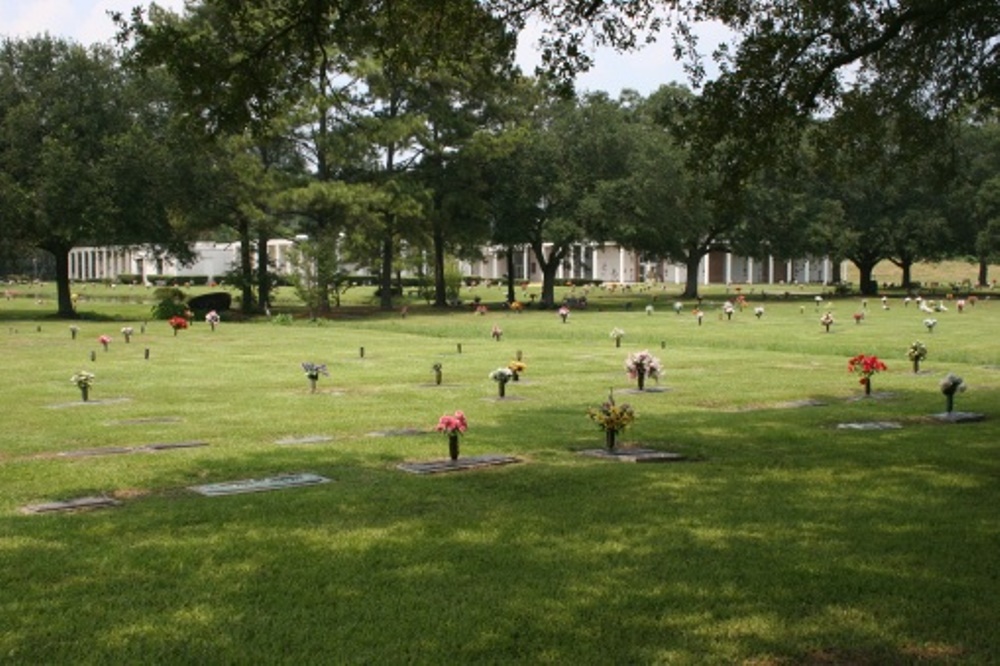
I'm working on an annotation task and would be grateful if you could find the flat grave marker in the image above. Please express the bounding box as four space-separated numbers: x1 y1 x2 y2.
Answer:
578 447 686 463
836 422 903 431
190 472 331 497
21 496 121 514
397 454 521 475
275 435 334 445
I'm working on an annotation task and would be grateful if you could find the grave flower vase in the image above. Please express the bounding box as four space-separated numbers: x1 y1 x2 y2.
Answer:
946 393 954 413
435 370 442 385
309 377 317 393
80 386 89 402
864 378 872 396
912 359 920 374
615 337 621 348
448 434 460 461
498 382 506 398
605 429 616 451
512 372 519 382
637 369 646 391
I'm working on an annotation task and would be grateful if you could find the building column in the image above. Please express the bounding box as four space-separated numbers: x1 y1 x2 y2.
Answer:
725 252 733 284
702 254 710 285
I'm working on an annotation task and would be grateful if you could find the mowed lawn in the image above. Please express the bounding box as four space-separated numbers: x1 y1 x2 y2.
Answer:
2 286 999 664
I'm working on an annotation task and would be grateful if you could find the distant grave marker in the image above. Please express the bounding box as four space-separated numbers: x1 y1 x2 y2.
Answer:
930 412 985 423
397 454 520 474
190 472 331 497
21 496 121 514
776 399 827 409
836 422 903 430
60 446 133 457
111 417 183 425
275 435 334 445
141 441 208 451
366 428 426 438
578 448 686 463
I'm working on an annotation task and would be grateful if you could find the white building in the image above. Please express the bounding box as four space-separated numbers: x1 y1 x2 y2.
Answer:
461 244 842 286
68 240 305 284
69 239 843 287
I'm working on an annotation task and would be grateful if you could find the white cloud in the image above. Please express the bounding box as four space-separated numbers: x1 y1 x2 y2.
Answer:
0 0 187 45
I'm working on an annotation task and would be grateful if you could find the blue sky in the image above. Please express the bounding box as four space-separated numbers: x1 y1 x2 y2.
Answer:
0 0 723 95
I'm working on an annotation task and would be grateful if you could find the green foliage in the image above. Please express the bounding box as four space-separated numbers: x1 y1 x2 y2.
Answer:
150 286 188 320
442 260 463 303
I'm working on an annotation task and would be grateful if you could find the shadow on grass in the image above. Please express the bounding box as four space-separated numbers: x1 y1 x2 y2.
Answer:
2 400 997 663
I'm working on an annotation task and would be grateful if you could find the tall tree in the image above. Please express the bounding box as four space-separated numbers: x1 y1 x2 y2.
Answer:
0 36 198 317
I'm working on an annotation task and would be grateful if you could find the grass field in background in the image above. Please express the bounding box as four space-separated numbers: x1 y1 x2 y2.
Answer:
1 276 998 664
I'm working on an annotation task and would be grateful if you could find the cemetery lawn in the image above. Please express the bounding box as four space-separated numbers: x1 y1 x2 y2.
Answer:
2 290 999 664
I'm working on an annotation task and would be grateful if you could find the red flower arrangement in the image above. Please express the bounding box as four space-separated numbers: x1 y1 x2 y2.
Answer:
168 316 189 335
848 354 887 395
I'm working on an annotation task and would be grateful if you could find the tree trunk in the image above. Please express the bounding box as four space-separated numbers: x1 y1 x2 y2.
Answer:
856 262 878 296
532 242 565 309
831 258 843 284
978 258 989 287
379 231 394 311
681 252 702 299
433 223 447 307
900 261 912 290
238 218 255 315
256 228 271 313
505 247 516 304
50 246 76 318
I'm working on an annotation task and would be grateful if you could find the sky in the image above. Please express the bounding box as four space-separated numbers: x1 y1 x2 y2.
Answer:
0 0 724 96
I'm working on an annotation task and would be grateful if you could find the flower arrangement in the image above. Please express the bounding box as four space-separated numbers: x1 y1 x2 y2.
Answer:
491 324 502 341
956 299 966 313
301 362 329 392
69 325 79 340
923 318 937 333
853 312 864 324
205 310 220 330
723 301 734 320
168 316 189 335
693 308 704 325
558 305 570 322
674 302 684 314
507 360 526 380
609 327 625 348
645 304 654 316
939 373 966 413
625 350 662 391
754 306 764 319
476 304 488 315
120 326 134 343
587 390 636 450
98 334 111 351
489 367 514 397
820 311 834 332
435 410 468 460
509 300 523 312
848 353 887 395
71 370 95 402
907 341 928 373
435 410 467 436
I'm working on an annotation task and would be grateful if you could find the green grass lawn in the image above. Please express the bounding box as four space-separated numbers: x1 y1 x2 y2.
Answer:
2 286 999 664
